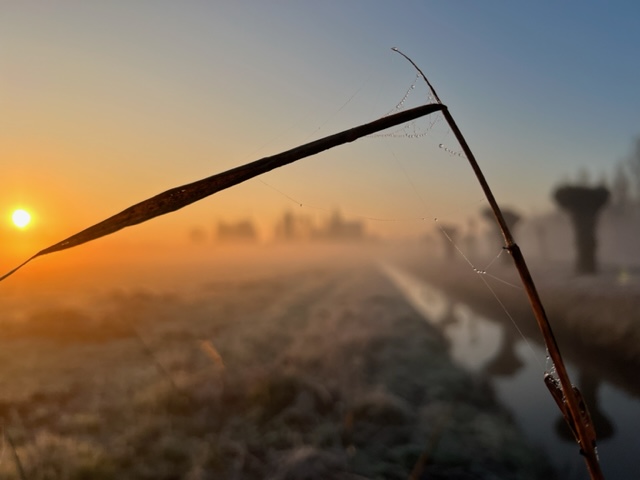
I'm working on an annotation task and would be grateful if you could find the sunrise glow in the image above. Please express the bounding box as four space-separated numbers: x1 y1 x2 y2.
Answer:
12 209 31 228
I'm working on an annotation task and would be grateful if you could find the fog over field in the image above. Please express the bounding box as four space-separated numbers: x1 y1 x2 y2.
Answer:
1 232 639 478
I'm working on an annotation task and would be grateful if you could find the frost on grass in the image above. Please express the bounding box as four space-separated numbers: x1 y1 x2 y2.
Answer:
0 265 554 479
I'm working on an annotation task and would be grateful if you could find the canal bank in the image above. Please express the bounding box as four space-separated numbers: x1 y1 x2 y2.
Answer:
384 258 640 479
394 254 640 397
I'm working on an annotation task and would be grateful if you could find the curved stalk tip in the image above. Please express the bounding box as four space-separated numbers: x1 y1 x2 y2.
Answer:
391 47 605 480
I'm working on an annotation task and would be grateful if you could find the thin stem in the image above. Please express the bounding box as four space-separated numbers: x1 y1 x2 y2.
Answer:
391 48 443 105
393 48 605 480
3 427 27 480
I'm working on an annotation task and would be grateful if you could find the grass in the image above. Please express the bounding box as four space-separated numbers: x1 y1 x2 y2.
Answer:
0 262 554 479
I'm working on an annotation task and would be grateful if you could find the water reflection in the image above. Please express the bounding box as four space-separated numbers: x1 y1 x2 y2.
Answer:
383 264 638 479
484 325 525 377
382 264 501 371
383 264 526 377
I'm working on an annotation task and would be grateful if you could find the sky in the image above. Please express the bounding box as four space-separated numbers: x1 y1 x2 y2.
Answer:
2 1 640 272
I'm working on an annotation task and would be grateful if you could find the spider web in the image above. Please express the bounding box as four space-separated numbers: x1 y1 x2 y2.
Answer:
253 72 547 373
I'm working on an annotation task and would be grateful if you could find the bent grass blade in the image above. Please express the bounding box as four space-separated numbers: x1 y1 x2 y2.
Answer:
0 103 443 283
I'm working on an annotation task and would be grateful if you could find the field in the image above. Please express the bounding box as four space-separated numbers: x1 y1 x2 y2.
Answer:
0 247 554 479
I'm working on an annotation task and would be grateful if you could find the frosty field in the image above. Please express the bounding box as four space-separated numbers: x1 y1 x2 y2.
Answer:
0 245 555 479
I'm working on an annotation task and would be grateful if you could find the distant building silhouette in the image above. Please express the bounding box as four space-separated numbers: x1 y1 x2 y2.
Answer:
274 211 314 241
313 210 365 241
189 226 208 244
216 219 258 243
274 209 367 242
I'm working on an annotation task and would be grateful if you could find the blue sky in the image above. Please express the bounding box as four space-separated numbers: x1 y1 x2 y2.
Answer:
2 1 640 248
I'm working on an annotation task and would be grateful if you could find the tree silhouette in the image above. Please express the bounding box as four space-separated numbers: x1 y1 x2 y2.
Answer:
482 207 521 264
627 135 640 202
553 185 610 274
611 161 631 211
438 224 459 261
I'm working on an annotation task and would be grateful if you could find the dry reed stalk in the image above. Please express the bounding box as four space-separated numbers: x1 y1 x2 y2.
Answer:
408 404 453 480
200 340 225 370
392 48 605 480
3 426 27 480
0 103 443 283
131 327 190 403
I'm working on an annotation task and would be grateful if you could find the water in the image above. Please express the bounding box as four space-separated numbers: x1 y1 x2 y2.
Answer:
384 264 640 480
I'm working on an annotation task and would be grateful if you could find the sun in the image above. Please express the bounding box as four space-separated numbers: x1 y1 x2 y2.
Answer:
12 209 32 229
